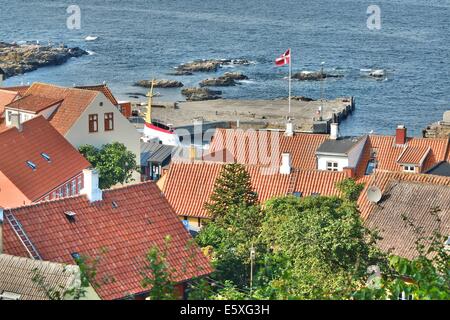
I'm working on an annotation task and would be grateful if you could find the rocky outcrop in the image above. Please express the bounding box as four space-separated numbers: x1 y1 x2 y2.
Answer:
290 96 316 102
134 79 184 88
181 87 222 101
0 41 88 77
199 72 249 87
292 71 343 81
200 76 236 87
223 72 249 80
175 59 252 73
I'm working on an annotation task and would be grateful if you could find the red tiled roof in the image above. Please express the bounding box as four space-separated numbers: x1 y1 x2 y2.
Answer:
1 86 30 96
3 182 213 300
0 116 91 204
0 89 20 115
397 145 430 165
5 94 63 114
357 170 450 220
357 171 450 259
24 83 98 135
209 128 328 169
355 135 449 177
76 84 119 106
162 161 347 219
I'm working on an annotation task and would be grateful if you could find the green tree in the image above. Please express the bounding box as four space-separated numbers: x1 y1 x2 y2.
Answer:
259 195 386 299
141 236 177 300
336 178 365 203
204 163 258 221
79 142 137 189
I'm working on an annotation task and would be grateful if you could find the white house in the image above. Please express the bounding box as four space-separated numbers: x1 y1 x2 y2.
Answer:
2 83 141 182
315 123 367 175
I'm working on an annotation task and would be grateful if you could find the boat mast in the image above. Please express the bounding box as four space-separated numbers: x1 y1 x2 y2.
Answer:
145 79 155 124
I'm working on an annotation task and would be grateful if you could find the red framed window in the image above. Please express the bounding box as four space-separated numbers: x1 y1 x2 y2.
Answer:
104 112 114 131
89 114 98 133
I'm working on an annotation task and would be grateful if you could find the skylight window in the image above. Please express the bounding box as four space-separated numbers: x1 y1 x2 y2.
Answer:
64 211 76 222
26 161 37 170
41 152 51 162
0 291 21 300
365 159 377 175
112 201 118 209
71 252 81 261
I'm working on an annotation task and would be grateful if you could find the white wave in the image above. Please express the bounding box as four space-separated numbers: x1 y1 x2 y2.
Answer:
237 79 255 84
86 50 96 55
85 36 98 41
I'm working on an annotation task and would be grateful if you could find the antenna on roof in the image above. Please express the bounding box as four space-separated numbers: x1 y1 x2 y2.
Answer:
367 186 382 203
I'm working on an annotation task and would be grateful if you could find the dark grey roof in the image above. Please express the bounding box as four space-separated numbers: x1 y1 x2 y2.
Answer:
316 136 365 155
140 141 174 166
426 161 450 177
0 254 80 300
365 181 450 259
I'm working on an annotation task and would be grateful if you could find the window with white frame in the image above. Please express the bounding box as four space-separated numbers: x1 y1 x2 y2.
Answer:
326 161 339 171
403 165 415 173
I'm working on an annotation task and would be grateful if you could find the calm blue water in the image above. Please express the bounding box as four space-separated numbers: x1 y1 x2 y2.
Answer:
1 0 449 136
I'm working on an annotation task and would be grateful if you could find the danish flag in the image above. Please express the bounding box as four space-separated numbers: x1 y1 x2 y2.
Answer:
275 49 291 66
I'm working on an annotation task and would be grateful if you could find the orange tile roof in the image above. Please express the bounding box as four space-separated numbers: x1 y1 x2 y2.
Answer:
0 89 19 115
76 84 119 106
355 135 449 177
0 116 91 204
2 181 213 300
1 86 30 96
357 170 450 220
397 145 430 165
162 161 347 219
209 128 328 169
24 83 98 135
5 94 63 114
357 171 450 259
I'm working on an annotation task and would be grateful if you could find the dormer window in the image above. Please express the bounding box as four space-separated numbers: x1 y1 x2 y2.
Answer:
26 161 37 171
326 161 339 171
403 165 416 173
41 152 51 162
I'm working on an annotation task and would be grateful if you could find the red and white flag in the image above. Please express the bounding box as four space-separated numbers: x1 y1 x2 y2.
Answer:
275 49 291 66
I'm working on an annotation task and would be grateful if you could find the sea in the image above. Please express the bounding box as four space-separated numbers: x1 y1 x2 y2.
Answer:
1 0 449 136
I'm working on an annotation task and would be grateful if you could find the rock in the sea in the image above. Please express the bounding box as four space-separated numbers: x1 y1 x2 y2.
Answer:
134 79 184 88
176 59 252 73
223 72 249 80
292 71 343 81
199 72 249 87
0 41 88 78
200 76 236 87
369 69 385 78
181 87 222 101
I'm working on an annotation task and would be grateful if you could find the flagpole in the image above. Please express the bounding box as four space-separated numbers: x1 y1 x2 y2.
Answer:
288 48 292 116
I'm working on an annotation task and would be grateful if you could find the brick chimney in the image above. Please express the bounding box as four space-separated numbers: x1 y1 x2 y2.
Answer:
343 167 355 178
81 169 103 203
280 153 291 174
396 125 407 145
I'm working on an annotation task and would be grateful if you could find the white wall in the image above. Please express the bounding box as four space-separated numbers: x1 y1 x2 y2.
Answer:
64 94 141 183
317 155 349 171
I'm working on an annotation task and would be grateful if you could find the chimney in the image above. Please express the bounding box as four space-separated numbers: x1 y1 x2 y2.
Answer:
280 153 291 175
80 169 103 202
9 113 23 132
395 125 407 145
285 121 294 137
0 207 4 254
343 167 355 178
330 123 339 140
189 145 197 161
